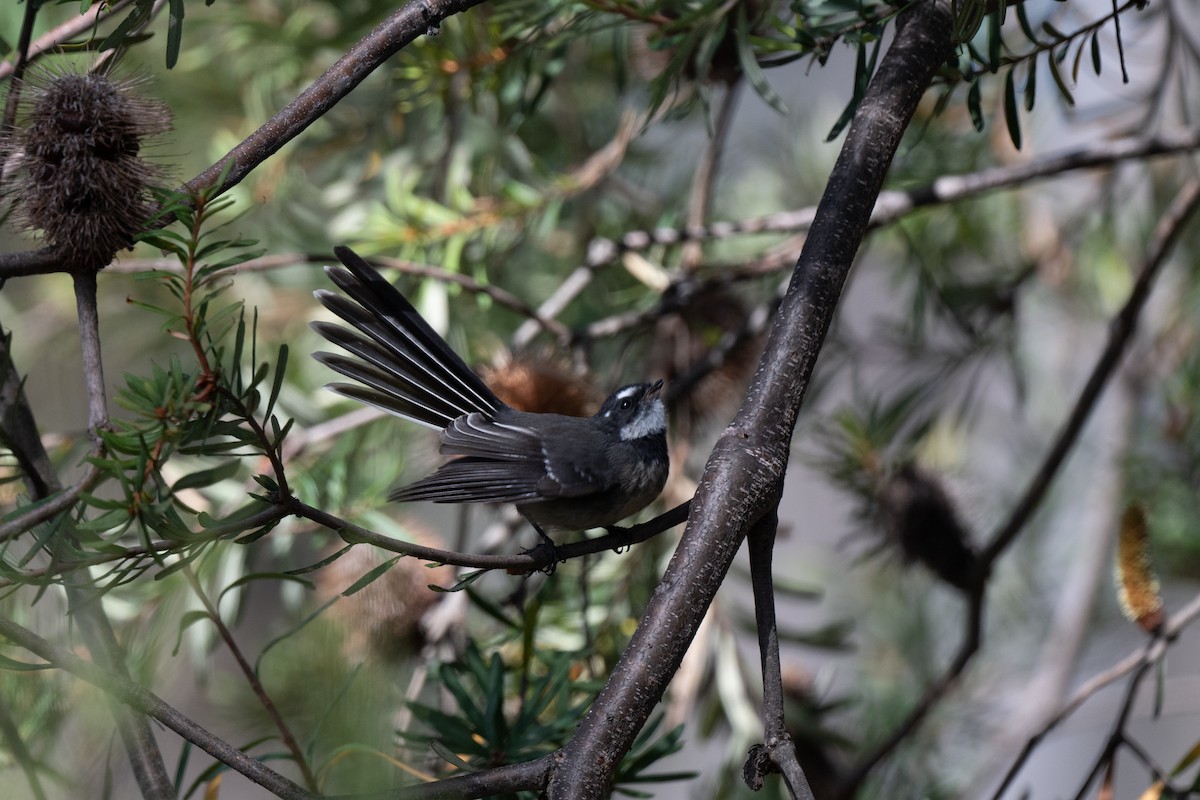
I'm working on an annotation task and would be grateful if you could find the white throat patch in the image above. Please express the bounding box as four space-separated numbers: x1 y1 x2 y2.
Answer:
619 399 666 441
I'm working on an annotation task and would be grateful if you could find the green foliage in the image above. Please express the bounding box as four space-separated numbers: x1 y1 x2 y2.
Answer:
404 642 692 796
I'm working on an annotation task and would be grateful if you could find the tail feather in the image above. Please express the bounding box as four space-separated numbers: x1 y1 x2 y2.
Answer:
389 459 546 504
312 246 503 429
313 351 466 428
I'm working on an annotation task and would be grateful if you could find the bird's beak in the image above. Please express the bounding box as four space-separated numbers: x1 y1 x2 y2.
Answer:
647 379 664 397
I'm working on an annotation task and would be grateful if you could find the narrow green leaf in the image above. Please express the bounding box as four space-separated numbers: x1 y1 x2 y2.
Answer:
0 653 52 671
172 741 192 796
966 79 984 131
1041 21 1068 41
1004 69 1022 150
1047 53 1076 106
218 573 313 607
264 344 288 427
1091 32 1102 76
254 597 338 677
1170 739 1200 777
986 8 1001 73
171 460 241 492
1071 36 1087 82
430 740 472 771
433 568 488 593
1025 57 1038 112
1015 1 1038 43
286 544 355 575
171 609 213 656
342 556 401 596
734 7 786 114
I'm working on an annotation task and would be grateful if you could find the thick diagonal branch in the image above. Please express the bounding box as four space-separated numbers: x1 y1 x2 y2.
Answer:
544 3 954 797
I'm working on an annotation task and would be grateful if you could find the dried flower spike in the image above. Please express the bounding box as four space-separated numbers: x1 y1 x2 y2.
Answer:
877 463 982 592
11 69 171 269
1115 503 1164 634
480 353 598 418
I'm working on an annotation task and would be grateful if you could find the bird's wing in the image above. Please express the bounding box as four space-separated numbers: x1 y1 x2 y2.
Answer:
389 413 609 504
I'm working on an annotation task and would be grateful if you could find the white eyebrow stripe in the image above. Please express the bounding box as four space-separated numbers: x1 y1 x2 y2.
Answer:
615 385 640 401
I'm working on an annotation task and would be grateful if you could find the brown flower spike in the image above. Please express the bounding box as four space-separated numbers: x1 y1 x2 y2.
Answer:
1115 503 1165 634
10 69 171 270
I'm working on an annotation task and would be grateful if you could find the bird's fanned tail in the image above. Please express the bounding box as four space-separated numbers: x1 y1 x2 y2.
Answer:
311 246 502 430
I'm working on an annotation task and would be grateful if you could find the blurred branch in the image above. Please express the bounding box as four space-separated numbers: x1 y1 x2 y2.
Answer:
72 272 109 437
111 252 573 345
836 588 986 797
984 176 1200 562
680 81 741 272
513 127 1200 347
0 699 47 800
0 463 102 543
990 590 1200 800
0 615 317 800
0 319 173 797
0 1 136 81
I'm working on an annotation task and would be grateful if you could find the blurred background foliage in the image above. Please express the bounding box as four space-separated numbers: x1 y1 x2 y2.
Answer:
2 0 1200 798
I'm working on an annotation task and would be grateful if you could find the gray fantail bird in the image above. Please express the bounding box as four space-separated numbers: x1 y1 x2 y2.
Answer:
311 246 669 541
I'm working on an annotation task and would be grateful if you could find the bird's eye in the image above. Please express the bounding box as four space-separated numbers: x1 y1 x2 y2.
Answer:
620 399 632 410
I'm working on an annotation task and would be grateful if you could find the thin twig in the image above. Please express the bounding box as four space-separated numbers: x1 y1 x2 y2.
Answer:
508 128 1200 348
0 615 317 800
289 497 690 573
0 1 135 81
0 699 48 800
744 511 815 800
180 565 319 790
72 271 110 436
0 505 289 589
0 0 39 135
0 462 102 543
680 81 741 272
989 591 1200 800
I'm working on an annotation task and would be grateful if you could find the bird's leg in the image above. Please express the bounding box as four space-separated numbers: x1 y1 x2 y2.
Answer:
603 524 632 554
524 521 560 574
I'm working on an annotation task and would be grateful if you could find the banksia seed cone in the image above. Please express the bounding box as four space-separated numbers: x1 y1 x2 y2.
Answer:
480 353 598 417
877 463 983 592
9 69 170 269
